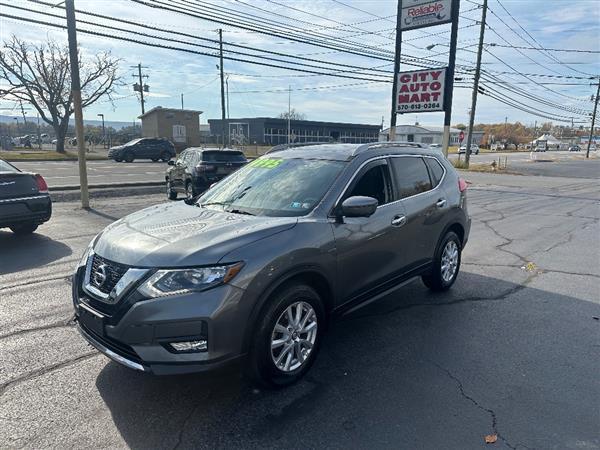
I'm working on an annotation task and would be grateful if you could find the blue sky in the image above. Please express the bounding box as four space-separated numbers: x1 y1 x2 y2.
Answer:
1 0 599 128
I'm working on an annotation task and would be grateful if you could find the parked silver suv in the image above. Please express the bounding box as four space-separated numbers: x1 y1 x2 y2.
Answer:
73 143 470 387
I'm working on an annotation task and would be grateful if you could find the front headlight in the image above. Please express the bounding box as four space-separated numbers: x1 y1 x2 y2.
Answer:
137 262 244 298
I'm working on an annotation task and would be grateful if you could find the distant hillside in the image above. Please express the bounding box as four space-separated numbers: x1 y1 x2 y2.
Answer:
0 115 132 130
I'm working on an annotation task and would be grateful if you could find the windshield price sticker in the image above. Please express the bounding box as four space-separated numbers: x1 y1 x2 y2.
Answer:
249 158 283 169
396 67 447 113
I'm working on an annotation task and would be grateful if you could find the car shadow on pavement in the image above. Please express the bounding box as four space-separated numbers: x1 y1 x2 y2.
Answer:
0 230 72 274
95 271 600 450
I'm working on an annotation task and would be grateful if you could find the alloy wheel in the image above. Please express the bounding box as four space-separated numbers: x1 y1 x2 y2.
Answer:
270 301 318 372
441 240 459 282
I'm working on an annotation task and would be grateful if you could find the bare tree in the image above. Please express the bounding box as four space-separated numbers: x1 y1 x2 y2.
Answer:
0 35 120 152
278 109 306 121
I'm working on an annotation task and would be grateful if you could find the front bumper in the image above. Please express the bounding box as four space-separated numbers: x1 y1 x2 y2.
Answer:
73 268 251 375
0 194 52 228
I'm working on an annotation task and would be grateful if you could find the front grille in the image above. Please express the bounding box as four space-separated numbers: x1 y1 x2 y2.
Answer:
89 254 129 294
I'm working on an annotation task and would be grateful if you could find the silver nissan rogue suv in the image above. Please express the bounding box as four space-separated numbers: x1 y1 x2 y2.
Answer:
73 142 470 387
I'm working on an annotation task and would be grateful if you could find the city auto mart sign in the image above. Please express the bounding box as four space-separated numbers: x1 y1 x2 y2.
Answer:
401 0 452 31
396 67 447 113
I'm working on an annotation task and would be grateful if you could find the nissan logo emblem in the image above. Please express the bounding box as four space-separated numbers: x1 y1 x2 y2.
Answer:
93 264 108 287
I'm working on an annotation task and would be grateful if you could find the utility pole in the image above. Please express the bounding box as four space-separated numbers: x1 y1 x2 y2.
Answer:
586 78 599 158
389 0 403 141
441 0 460 157
287 85 291 145
181 93 184 110
18 100 28 124
65 0 89 208
37 113 41 150
218 29 226 148
464 0 487 168
137 63 146 115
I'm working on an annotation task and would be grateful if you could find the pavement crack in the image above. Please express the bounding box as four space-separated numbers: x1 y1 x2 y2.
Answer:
0 274 72 291
171 402 202 450
0 317 75 340
0 352 99 397
431 362 518 450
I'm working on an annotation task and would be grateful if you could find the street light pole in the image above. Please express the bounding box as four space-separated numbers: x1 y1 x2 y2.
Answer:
464 0 487 168
97 113 105 149
65 0 89 208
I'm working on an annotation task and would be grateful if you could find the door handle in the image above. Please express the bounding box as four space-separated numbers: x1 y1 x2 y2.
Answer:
391 215 407 227
436 199 447 208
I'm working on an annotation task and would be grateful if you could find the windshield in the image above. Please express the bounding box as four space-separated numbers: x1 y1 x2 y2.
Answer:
124 138 144 146
197 157 345 217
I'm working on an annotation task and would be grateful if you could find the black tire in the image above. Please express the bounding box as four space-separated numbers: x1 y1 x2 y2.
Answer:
10 222 38 235
166 178 177 200
124 151 134 163
422 231 462 291
115 157 123 163
151 158 159 162
160 151 171 162
247 283 325 388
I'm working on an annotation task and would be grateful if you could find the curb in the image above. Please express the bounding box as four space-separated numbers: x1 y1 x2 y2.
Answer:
50 181 165 191
50 183 165 203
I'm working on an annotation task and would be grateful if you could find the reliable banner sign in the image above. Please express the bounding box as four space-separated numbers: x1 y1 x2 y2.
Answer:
395 67 447 113
400 0 453 31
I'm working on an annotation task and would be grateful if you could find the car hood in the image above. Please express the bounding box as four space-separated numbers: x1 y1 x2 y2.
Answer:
93 201 298 267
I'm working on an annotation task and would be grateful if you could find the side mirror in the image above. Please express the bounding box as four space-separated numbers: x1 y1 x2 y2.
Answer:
167 160 175 166
340 196 378 218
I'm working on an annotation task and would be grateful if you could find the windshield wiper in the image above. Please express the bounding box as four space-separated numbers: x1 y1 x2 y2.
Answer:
198 201 230 208
227 208 255 216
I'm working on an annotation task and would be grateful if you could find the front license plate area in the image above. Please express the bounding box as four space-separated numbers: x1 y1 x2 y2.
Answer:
79 306 104 336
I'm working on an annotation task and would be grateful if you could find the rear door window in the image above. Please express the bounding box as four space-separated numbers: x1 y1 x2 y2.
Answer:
424 157 445 187
390 157 432 199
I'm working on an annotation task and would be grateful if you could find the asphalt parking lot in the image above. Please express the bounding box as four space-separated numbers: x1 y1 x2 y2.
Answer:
1 172 599 449
12 150 598 189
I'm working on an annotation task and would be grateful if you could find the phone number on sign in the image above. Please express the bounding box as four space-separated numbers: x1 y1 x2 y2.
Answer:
398 103 442 111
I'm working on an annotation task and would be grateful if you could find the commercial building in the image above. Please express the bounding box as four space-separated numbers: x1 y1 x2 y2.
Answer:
208 118 381 146
379 124 484 146
139 106 203 150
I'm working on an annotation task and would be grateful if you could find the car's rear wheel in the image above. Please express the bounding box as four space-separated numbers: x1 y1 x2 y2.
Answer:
166 179 177 200
115 157 123 162
124 151 134 163
151 158 159 162
422 231 462 291
160 151 171 162
248 283 324 388
10 222 38 235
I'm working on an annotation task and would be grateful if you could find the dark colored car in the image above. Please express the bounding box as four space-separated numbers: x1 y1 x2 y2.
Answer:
0 159 51 234
166 148 248 199
108 138 175 163
73 142 470 387
568 145 581 152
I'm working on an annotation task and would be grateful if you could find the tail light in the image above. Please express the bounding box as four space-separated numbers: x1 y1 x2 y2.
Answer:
458 177 468 193
196 163 216 172
35 174 48 193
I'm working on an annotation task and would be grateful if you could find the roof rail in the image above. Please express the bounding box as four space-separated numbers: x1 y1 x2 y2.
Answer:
265 141 334 154
352 141 428 155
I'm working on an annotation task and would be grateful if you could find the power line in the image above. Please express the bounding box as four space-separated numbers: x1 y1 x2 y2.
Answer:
487 43 600 54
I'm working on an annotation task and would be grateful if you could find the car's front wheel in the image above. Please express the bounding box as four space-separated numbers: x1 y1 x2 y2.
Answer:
10 222 39 235
160 151 171 162
422 231 462 291
248 283 324 388
166 179 177 200
124 151 134 163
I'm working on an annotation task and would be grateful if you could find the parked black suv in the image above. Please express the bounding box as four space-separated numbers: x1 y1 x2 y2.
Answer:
166 148 248 199
108 138 175 163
